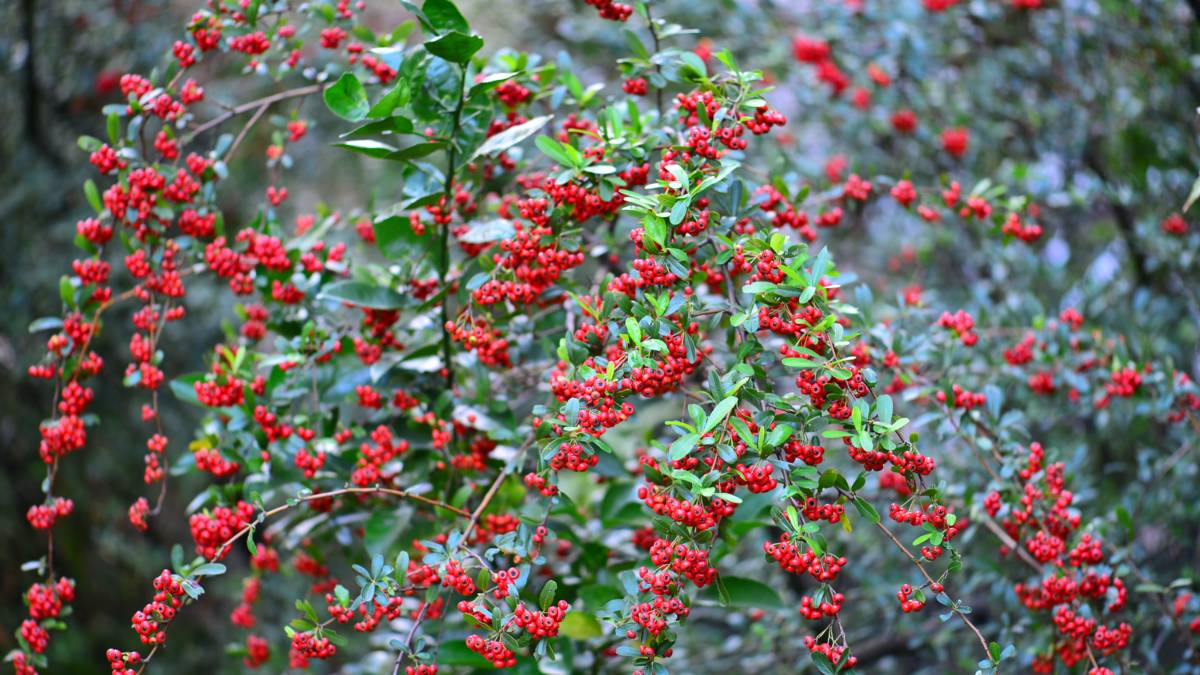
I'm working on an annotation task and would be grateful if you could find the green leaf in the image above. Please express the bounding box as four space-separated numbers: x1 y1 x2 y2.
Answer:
852 496 880 523
84 179 103 213
106 113 121 145
875 395 893 425
367 79 412 118
470 115 552 161
1116 505 1134 538
318 280 406 309
393 551 410 583
669 198 690 225
622 29 649 59
625 317 642 343
28 317 63 333
181 580 203 600
535 135 576 167
679 51 708 79
340 117 415 139
668 433 699 461
334 139 399 159
423 0 469 32
666 164 690 191
810 652 836 675
387 140 446 162
374 214 425 259
703 396 738 434
191 562 227 577
729 416 756 448
703 576 783 608
168 374 202 406
642 215 667 250
766 424 795 448
77 135 102 152
786 504 801 531
59 276 76 308
539 579 557 610
424 31 483 64
641 338 667 352
1186 173 1200 212
558 611 603 639
324 72 370 122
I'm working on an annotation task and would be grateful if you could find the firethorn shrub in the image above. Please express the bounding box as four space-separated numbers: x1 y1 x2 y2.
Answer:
8 1 1200 674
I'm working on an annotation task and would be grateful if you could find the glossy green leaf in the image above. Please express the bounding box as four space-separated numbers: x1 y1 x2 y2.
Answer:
423 0 468 32
703 396 738 434
425 31 483 64
558 611 603 639
535 135 576 167
318 280 406 309
374 214 425 260
323 72 370 121
470 115 552 160
704 575 783 608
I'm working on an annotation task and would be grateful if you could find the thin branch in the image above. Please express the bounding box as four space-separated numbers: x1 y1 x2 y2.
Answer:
463 470 508 541
979 516 1042 572
213 486 470 560
185 83 326 140
391 591 438 675
868 516 993 662
225 102 269 160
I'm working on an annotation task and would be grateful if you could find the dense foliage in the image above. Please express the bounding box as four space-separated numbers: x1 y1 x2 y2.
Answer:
5 1 1200 673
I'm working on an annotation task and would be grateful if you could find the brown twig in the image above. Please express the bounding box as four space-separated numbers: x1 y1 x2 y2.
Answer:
867 514 993 662
213 486 470 560
390 591 439 675
185 83 326 140
224 102 269 160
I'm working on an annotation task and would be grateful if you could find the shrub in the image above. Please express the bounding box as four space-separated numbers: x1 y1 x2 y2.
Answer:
8 1 1200 674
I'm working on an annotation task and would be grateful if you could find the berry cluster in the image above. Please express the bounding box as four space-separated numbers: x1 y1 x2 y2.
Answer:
464 634 516 668
472 221 584 306
986 443 1133 669
511 600 571 639
189 501 255 559
25 498 73 530
290 632 337 660
127 570 189 648
937 310 979 346
647 539 718 588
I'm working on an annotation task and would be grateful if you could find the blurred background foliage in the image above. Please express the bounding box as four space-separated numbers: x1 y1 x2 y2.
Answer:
1 0 1199 672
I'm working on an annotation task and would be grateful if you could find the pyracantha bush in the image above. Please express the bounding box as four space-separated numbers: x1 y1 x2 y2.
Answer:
8 0 1200 674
